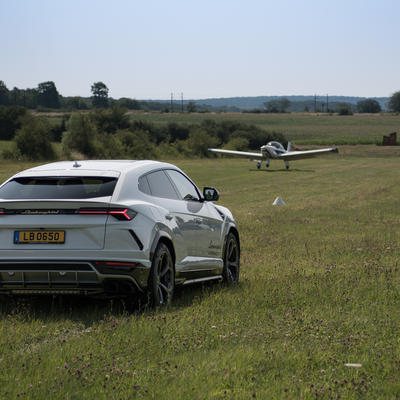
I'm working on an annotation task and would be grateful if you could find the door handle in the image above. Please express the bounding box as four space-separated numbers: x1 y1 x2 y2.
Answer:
165 214 173 221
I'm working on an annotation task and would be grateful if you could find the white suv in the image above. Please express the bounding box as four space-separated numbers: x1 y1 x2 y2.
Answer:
0 160 240 305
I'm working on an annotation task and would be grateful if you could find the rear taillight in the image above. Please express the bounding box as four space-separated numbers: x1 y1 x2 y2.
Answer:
109 209 136 221
78 208 136 221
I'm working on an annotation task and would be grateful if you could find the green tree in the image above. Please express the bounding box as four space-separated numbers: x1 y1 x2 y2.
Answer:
91 82 109 108
337 103 353 115
37 81 60 108
0 105 27 140
0 81 9 105
9 87 38 108
264 98 290 113
388 91 400 112
9 87 22 106
115 98 140 110
14 114 55 160
356 99 381 113
24 88 39 108
62 96 89 110
186 101 197 112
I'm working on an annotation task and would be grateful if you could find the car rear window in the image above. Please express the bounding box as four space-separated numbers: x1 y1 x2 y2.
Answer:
0 177 118 199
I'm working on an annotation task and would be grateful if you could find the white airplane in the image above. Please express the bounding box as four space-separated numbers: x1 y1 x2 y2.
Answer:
209 141 338 170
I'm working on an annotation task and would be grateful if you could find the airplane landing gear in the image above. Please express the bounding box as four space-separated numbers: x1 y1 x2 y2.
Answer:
265 160 270 168
285 161 290 170
257 162 261 169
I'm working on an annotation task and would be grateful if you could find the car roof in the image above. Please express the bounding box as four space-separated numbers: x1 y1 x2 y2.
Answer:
13 160 179 178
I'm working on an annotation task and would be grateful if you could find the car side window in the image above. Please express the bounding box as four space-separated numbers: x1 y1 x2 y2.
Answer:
145 170 180 200
165 169 200 201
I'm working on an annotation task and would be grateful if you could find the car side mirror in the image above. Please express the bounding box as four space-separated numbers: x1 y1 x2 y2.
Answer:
203 187 219 201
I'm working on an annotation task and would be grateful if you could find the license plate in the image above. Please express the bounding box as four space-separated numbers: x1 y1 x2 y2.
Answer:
14 230 65 244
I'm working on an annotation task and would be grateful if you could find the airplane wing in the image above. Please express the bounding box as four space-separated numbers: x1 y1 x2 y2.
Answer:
279 147 338 161
208 148 264 159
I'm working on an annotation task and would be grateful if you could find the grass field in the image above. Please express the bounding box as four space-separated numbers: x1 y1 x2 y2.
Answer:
0 146 399 398
127 112 400 145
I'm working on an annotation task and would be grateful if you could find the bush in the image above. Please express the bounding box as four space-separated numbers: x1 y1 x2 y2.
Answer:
2 142 21 160
388 91 400 112
0 105 27 140
114 98 140 110
156 141 185 159
185 128 219 157
116 130 157 159
90 107 130 133
90 133 125 159
231 128 286 149
62 113 98 157
356 99 381 113
59 116 288 160
337 103 353 115
50 114 69 142
130 120 162 142
14 115 55 160
223 137 249 151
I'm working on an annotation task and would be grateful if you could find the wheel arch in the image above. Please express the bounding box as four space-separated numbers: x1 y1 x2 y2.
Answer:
223 226 240 257
150 231 176 266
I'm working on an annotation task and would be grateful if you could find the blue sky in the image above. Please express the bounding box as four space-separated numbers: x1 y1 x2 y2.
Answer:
1 0 399 99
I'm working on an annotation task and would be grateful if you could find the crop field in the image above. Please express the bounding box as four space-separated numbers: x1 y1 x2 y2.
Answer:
0 145 399 399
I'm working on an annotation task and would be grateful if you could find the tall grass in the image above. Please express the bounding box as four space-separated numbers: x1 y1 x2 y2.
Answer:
0 146 399 398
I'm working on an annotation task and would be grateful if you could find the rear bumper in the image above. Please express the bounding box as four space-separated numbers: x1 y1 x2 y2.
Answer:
0 260 150 297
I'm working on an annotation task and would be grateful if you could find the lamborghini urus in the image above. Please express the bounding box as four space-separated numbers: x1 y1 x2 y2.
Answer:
0 160 240 305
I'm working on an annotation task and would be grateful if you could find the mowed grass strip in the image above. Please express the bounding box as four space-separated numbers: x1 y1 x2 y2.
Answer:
0 146 399 399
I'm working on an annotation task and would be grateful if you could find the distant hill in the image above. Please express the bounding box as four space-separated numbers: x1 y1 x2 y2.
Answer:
144 95 389 112
190 95 390 111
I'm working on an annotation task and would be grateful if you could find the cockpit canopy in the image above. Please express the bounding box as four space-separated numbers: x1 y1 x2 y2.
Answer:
267 141 285 151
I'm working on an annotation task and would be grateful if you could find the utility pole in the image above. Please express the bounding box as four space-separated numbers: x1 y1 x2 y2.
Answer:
170 93 173 112
326 94 329 113
181 92 183 112
314 94 317 113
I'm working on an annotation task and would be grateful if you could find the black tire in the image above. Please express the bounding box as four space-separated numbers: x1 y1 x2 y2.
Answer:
148 242 175 306
222 232 240 284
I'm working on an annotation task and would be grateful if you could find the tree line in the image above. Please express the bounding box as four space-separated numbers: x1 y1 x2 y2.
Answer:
261 97 399 114
0 80 204 113
2 79 400 113
0 80 139 111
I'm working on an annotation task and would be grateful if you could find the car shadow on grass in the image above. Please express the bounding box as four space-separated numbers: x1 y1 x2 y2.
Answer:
0 281 239 323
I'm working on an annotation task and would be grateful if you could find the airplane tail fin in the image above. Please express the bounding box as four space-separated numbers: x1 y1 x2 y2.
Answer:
287 141 291 152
